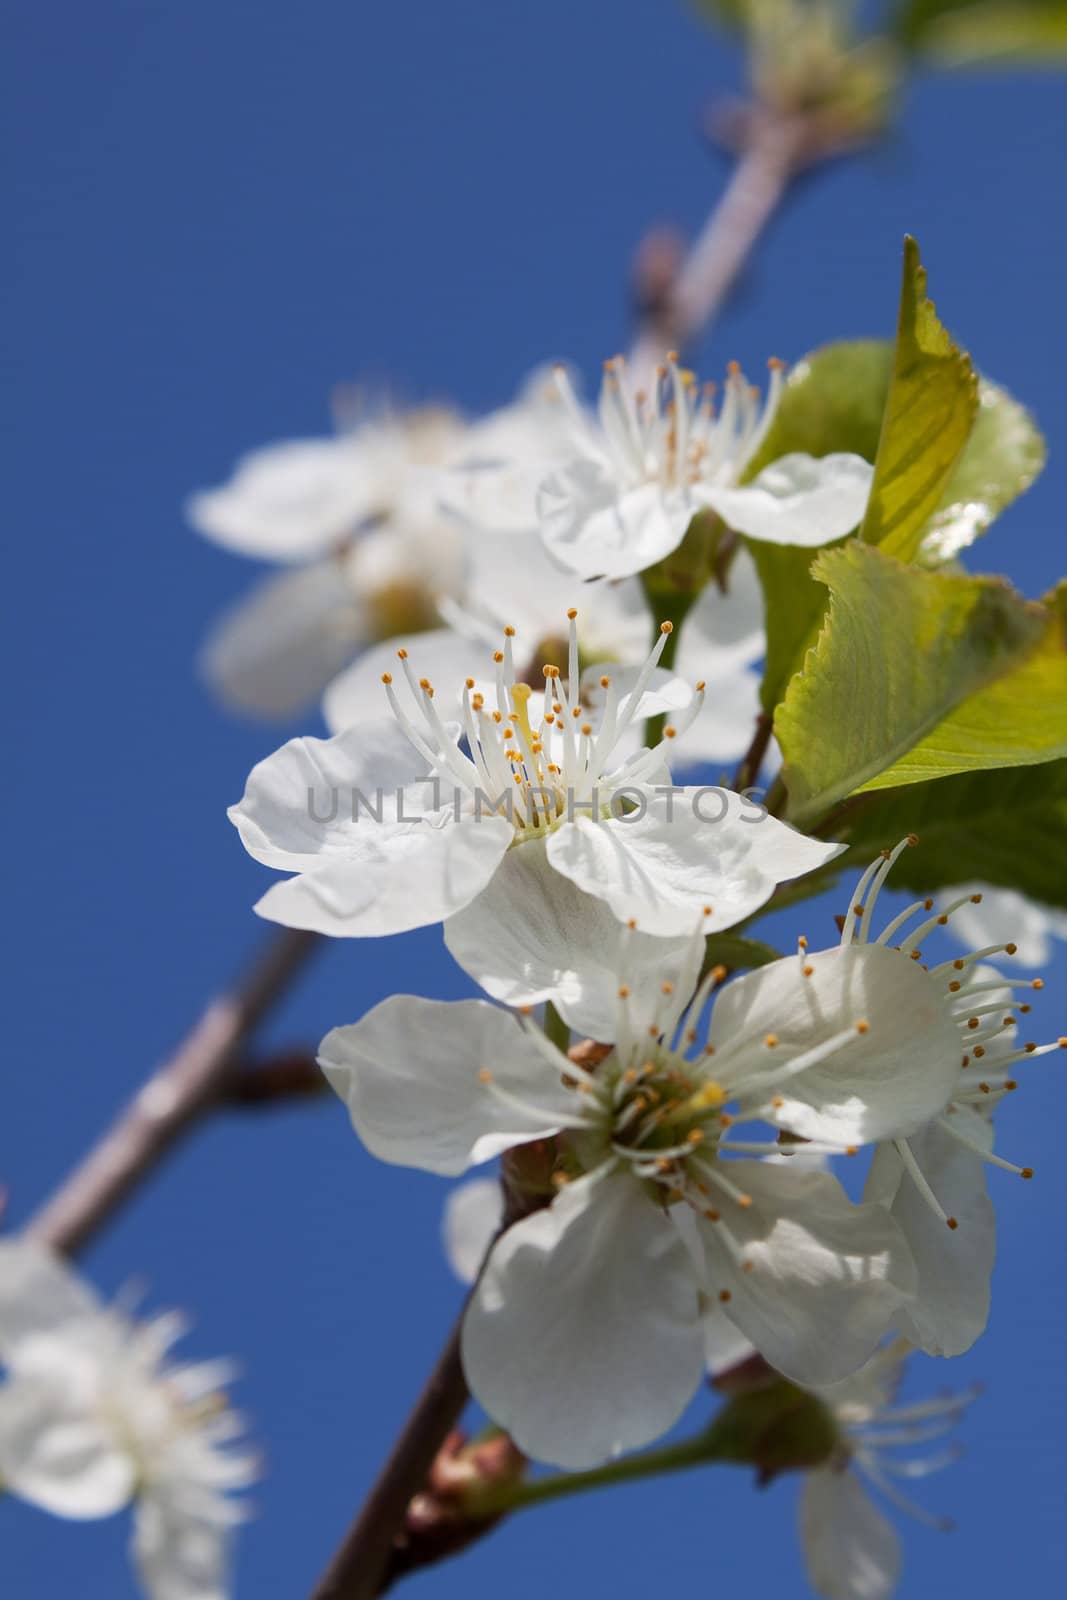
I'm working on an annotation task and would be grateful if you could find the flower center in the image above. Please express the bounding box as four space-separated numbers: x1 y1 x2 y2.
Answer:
381 611 704 841
554 352 785 493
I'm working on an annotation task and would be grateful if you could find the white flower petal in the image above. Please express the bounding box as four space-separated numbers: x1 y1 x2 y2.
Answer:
696 453 873 547
675 552 766 677
442 1178 504 1285
188 437 385 561
672 668 763 769
800 1465 901 1600
546 791 843 937
229 718 432 871
133 1495 230 1600
444 842 702 1039
254 811 512 938
539 463 692 579
462 1174 704 1467
697 1163 916 1387
323 630 490 734
711 944 962 1145
865 1111 995 1358
700 1306 757 1377
201 560 366 718
0 1378 135 1518
319 996 580 1175
0 1242 101 1356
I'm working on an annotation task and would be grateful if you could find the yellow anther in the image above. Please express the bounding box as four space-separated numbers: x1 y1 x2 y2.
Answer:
381 672 393 685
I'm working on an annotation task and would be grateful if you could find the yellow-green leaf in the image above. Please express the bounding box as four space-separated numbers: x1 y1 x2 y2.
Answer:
777 541 1048 823
861 237 978 563
896 0 1067 64
858 581 1067 789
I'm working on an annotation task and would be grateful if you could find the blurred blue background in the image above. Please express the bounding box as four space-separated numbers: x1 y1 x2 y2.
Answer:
2 1 1064 1595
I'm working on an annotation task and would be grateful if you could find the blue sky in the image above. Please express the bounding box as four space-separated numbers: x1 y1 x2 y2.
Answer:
2 2 1065 1595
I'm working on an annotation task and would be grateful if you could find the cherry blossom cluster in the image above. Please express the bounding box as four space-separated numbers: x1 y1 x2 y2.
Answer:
2 352 1061 1600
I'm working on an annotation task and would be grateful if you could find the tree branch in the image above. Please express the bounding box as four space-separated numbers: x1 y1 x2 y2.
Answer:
631 101 863 374
26 927 320 1256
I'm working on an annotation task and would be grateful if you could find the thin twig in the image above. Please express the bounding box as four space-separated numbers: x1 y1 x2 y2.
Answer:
311 1157 554 1600
631 102 861 374
26 927 320 1256
311 1305 472 1600
733 710 774 794
225 1050 329 1107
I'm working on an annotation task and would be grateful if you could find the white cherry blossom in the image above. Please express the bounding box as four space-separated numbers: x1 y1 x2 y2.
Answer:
0 1240 256 1600
230 612 840 943
801 1343 975 1600
190 402 468 716
319 951 924 1468
780 845 1063 1358
536 354 874 581
862 956 1061 1357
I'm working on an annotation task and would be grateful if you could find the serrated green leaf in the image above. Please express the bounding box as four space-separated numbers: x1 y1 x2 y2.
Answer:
858 580 1067 788
895 0 1067 63
776 541 1048 823
702 933 783 974
838 759 1067 909
861 237 978 563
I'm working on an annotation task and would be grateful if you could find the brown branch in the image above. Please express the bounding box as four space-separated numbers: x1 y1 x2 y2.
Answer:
310 1152 555 1600
26 927 320 1256
310 1304 472 1600
630 101 865 374
733 710 775 795
225 1050 328 1107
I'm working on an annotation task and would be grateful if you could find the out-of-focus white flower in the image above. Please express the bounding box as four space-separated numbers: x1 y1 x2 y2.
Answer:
230 612 840 945
937 883 1067 968
442 1177 504 1285
319 941 928 1468
863 953 1061 1358
189 403 469 717
800 1344 975 1600
0 1239 257 1600
535 355 873 580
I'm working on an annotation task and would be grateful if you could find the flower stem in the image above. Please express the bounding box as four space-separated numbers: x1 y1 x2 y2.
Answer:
470 1428 723 1518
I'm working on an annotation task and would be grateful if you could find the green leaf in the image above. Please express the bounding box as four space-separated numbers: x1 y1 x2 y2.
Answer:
861 237 978 563
741 340 893 711
744 341 894 478
895 0 1067 63
776 541 1049 823
918 378 1047 563
838 759 1067 909
859 580 1067 789
702 933 783 974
